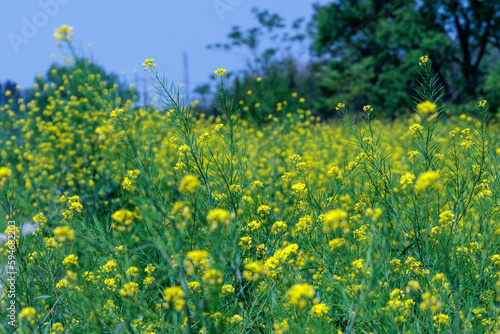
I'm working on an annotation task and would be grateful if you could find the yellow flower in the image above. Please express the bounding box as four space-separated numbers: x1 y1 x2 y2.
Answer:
221 284 235 294
203 269 223 285
271 221 287 235
329 238 346 251
400 173 416 190
19 307 36 320
54 25 73 41
214 68 227 78
433 313 449 326
188 281 201 292
419 55 429 66
142 58 156 70
323 209 349 233
286 283 315 310
416 101 437 115
311 303 330 317
101 259 118 273
56 279 69 289
414 171 440 191
126 266 139 276
104 278 117 291
186 250 209 264
145 263 156 274
478 100 487 107
163 286 185 311
206 209 232 231
257 205 271 215
111 209 137 232
230 314 243 324
53 226 75 242
122 176 135 192
327 166 342 179
120 282 139 297
179 175 199 194
62 254 78 267
52 323 64 331
0 167 12 187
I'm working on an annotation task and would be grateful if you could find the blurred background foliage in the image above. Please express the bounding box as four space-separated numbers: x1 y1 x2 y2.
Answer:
2 1 500 121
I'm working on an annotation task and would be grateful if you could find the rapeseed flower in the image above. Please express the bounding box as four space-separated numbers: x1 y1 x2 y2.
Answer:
286 283 315 310
19 307 36 320
414 171 440 191
179 175 199 194
163 286 185 311
311 303 330 317
207 208 232 231
214 68 227 78
416 101 437 115
0 167 12 187
120 282 139 297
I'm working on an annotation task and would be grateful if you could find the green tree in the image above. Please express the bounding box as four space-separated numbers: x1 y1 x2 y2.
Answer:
208 8 318 124
310 0 500 116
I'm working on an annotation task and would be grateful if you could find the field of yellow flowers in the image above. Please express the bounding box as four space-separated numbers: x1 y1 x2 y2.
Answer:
1 28 500 334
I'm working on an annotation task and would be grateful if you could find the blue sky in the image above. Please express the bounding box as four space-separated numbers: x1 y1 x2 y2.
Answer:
1 0 330 97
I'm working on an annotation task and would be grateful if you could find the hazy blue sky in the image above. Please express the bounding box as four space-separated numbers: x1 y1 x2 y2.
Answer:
1 0 329 96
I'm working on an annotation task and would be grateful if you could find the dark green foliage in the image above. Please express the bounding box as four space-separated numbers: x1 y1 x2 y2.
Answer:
310 0 500 116
208 8 319 124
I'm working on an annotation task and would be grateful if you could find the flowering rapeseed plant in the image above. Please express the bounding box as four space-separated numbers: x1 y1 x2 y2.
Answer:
3 26 500 333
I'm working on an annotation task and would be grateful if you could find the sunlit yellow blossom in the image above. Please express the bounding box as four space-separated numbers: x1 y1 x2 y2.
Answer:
145 263 156 274
203 269 223 285
311 303 330 317
400 172 416 190
186 250 209 264
323 209 349 233
54 25 73 41
163 286 185 311
142 58 156 70
179 175 199 193
206 208 232 231
19 307 37 320
120 282 139 297
104 278 117 291
0 167 12 187
414 171 440 191
329 238 346 250
214 68 227 78
230 314 243 324
286 283 315 310
56 279 69 289
419 55 429 66
62 254 78 267
53 226 75 242
416 100 437 115
126 266 139 276
52 323 64 331
221 284 235 294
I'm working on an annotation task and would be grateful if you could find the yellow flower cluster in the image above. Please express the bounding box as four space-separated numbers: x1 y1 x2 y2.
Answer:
0 167 12 187
54 24 73 41
416 100 437 115
214 68 227 78
142 58 156 70
163 286 185 311
286 283 315 309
